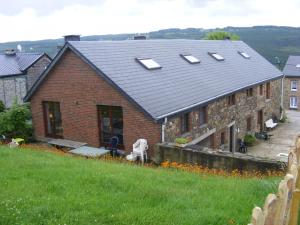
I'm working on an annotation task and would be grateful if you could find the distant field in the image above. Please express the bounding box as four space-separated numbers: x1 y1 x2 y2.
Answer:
0 146 280 225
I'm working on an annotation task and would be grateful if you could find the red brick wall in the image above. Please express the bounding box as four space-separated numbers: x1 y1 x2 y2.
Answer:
30 49 161 156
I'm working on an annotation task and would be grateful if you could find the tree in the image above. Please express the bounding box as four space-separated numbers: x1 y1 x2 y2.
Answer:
204 31 240 41
0 102 33 141
0 100 5 113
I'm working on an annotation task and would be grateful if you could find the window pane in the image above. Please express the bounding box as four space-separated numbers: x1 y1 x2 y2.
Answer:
111 106 123 145
210 53 225 61
221 132 225 145
290 97 298 108
238 51 250 59
43 102 63 137
181 54 200 64
137 58 161 70
181 113 189 133
291 81 297 91
199 107 207 125
53 103 63 136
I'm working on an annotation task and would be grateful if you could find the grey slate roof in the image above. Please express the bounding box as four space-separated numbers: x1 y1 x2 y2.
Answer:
0 53 45 77
25 40 283 121
283 55 300 77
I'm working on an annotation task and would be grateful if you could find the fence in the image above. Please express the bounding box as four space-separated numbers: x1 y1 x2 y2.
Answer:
248 135 300 225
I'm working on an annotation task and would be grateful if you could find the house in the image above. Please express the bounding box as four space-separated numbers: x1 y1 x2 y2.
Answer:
24 38 283 156
283 55 300 110
0 49 51 107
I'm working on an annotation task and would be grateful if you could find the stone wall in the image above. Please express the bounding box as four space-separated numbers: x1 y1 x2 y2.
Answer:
0 76 27 107
26 55 51 89
164 79 282 152
283 77 300 110
0 55 51 108
154 143 283 172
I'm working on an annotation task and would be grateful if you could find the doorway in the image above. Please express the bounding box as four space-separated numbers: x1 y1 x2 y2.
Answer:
43 101 63 138
229 125 234 152
257 109 264 131
98 105 124 149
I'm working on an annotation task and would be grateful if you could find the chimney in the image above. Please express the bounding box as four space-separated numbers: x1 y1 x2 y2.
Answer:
4 49 16 56
63 35 81 43
133 35 147 40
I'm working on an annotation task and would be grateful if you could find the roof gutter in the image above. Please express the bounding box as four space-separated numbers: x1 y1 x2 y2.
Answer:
156 73 284 120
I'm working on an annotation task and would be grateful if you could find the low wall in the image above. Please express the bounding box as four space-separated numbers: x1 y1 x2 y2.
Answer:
154 144 283 172
248 135 300 225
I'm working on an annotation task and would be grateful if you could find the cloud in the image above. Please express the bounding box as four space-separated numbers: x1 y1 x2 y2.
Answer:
0 0 103 15
0 0 300 42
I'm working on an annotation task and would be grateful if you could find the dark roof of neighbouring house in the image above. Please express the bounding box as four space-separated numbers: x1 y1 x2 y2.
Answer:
0 52 48 77
283 55 300 77
24 40 283 121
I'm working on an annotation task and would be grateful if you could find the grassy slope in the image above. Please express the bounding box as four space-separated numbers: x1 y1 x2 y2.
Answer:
0 147 279 225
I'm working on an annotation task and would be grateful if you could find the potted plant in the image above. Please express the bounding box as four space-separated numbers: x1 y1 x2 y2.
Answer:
244 134 256 146
175 137 189 147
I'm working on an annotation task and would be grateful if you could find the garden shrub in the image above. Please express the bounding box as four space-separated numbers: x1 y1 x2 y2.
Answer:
0 100 5 113
0 102 33 142
175 137 189 145
279 114 287 123
244 134 256 146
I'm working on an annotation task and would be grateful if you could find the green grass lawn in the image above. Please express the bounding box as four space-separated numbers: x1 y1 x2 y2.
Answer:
0 146 280 225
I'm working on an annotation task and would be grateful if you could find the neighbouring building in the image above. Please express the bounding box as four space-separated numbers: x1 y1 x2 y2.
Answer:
24 38 283 157
0 49 51 107
283 55 300 110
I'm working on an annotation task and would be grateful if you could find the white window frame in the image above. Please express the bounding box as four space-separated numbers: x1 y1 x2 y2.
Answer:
290 96 298 109
208 52 225 61
180 54 200 64
238 51 250 59
291 80 298 91
136 58 162 70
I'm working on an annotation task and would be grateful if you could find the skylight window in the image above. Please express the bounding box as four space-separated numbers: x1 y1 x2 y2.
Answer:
180 54 200 64
238 51 251 59
208 52 225 61
136 58 162 70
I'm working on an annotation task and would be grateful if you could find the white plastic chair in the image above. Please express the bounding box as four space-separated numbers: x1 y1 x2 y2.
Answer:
132 139 148 164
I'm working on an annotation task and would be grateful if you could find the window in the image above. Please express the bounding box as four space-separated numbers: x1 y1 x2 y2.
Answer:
199 106 207 126
259 84 264 95
43 101 63 138
296 64 300 68
136 58 162 70
291 81 298 91
180 54 200 64
246 117 252 131
290 96 298 109
266 82 271 99
246 88 253 97
238 51 250 59
228 94 236 106
208 52 225 61
181 113 190 134
220 131 226 145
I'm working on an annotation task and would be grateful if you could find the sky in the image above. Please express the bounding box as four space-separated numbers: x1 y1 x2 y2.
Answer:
0 0 300 42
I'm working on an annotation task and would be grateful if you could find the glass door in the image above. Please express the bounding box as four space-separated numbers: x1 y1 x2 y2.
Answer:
98 105 123 148
43 101 63 138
